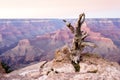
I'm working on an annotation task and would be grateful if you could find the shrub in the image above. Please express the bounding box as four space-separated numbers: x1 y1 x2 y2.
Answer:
1 62 13 73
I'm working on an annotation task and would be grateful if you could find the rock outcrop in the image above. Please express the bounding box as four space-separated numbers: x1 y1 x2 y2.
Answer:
0 19 63 49
0 39 44 69
0 19 120 70
2 46 120 80
1 24 120 69
82 23 120 62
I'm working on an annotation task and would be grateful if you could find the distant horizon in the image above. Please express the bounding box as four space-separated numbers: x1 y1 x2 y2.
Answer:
0 18 120 20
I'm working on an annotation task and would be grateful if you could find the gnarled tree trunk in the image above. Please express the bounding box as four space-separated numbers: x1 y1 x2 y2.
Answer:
63 13 96 64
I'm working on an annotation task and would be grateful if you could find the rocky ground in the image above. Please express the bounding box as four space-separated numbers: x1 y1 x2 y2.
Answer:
1 51 120 80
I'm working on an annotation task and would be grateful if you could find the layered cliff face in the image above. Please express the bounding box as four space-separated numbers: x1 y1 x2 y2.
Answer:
82 23 120 62
34 22 120 62
0 19 64 54
86 19 120 48
1 22 120 69
0 39 44 69
0 19 120 69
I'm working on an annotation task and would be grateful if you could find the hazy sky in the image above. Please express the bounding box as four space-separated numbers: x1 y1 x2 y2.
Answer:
0 0 120 18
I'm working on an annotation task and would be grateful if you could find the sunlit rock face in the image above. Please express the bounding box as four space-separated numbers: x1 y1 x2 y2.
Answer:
0 19 64 51
0 39 44 69
0 19 120 70
0 19 120 80
2 53 120 80
82 22 120 61
1 22 120 69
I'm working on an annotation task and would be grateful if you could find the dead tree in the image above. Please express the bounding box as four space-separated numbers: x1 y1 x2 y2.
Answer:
63 13 96 64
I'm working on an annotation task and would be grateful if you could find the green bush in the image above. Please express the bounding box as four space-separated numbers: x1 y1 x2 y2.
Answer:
1 62 13 73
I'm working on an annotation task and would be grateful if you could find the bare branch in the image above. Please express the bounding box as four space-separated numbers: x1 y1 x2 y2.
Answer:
81 42 97 48
77 13 85 28
81 31 88 40
75 13 85 36
80 13 85 24
63 19 75 33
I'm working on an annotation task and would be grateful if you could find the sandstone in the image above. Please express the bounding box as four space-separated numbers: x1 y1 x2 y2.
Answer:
2 53 119 80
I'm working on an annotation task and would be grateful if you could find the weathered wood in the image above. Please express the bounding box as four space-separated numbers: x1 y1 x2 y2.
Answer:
63 13 96 64
81 42 97 48
73 13 85 50
63 20 75 33
76 13 85 36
